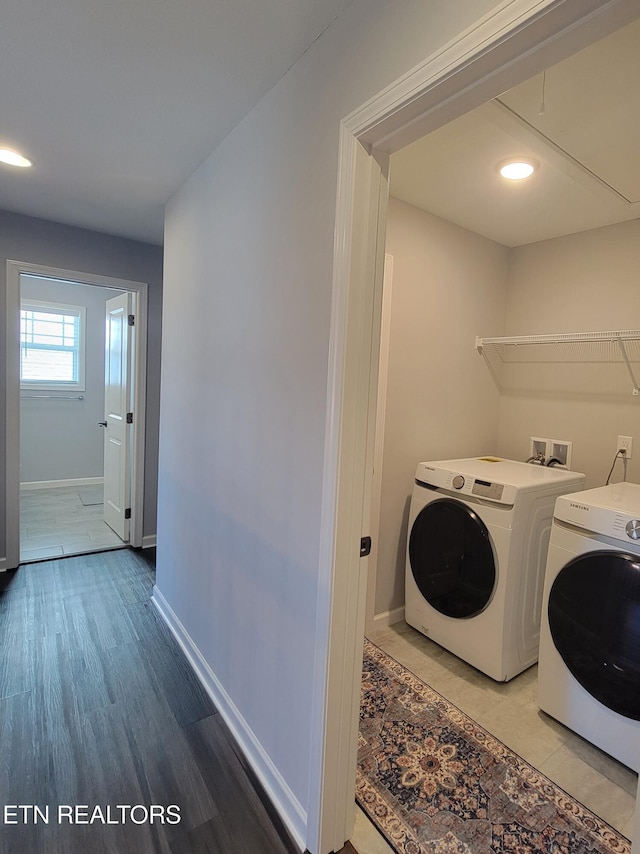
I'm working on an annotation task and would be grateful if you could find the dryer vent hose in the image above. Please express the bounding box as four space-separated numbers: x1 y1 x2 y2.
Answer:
526 453 566 467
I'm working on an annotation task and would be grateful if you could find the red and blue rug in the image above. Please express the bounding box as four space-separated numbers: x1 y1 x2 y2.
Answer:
357 639 631 854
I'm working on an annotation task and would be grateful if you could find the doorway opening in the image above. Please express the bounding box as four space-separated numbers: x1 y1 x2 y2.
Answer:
5 260 148 569
311 1 640 852
359 14 640 854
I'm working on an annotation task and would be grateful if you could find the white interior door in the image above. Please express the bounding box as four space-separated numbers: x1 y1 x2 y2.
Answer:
103 292 132 540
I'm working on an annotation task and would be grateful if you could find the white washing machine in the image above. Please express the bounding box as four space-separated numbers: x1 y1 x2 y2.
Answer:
405 457 585 682
537 481 640 771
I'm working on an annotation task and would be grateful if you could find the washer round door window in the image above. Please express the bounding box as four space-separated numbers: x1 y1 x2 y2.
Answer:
548 550 640 720
409 498 496 619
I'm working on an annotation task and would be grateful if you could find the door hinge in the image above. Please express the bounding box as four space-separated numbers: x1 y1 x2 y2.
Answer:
128 314 135 326
124 508 131 520
126 412 133 424
360 536 372 558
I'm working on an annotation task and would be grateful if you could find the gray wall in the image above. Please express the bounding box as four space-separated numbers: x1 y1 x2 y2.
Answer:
374 209 640 624
156 0 500 843
497 219 640 487
1 209 162 546
20 275 125 484
375 198 509 617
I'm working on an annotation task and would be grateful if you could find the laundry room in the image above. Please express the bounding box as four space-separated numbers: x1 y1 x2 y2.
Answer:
371 18 640 629
359 17 640 845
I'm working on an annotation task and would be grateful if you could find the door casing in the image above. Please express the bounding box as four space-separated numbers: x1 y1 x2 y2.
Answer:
5 259 148 569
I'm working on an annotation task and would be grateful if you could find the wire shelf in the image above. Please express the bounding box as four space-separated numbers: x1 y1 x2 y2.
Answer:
475 330 640 396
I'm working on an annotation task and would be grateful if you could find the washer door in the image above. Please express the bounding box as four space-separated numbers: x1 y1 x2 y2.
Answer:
409 497 496 619
548 550 640 720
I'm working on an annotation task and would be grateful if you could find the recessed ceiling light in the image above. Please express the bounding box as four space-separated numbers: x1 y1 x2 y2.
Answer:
0 148 33 168
498 159 537 180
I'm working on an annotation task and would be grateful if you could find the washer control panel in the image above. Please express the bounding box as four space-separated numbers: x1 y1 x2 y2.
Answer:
626 519 640 540
554 483 640 544
452 475 465 490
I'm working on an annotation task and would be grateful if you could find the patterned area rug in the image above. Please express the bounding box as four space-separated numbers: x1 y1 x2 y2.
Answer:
357 640 631 854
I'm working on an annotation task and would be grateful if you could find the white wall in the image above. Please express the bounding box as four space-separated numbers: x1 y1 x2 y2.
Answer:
497 219 640 487
20 276 124 484
375 197 509 617
156 0 501 846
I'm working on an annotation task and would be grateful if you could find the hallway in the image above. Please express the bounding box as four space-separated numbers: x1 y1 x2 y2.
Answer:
0 549 304 854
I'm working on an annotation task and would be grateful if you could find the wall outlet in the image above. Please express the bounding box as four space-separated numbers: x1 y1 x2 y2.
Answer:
617 435 633 459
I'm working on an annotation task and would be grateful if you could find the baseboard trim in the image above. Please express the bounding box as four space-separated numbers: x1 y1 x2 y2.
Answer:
151 586 307 851
141 534 157 549
373 606 405 629
20 476 104 491
0 557 7 573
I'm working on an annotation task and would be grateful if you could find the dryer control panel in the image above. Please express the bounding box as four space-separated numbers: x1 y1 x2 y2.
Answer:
414 462 513 504
472 479 504 501
413 457 584 505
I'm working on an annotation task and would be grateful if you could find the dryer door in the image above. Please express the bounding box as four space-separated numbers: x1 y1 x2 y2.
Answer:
409 498 496 619
548 550 640 720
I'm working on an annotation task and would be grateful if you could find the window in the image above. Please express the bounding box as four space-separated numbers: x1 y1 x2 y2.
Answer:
20 300 86 390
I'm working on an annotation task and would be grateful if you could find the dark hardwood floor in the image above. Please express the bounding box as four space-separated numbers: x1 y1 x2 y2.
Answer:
0 548 314 854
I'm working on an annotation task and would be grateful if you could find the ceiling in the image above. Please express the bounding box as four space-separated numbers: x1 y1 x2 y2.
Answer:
390 18 640 248
0 0 352 245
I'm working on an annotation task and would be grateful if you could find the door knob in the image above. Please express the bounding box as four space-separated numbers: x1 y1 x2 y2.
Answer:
98 421 108 427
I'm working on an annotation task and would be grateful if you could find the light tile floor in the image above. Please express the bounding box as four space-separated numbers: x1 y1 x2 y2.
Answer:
20 485 125 562
351 621 637 853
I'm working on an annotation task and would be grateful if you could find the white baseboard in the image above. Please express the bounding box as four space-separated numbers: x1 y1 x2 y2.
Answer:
0 557 7 573
141 534 157 549
151 586 306 851
20 476 104 491
372 606 405 629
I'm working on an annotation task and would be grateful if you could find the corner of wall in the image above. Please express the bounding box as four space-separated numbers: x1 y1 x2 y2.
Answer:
150 585 308 852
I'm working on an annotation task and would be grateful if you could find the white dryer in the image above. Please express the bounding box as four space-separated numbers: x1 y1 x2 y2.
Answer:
405 457 585 682
537 482 640 771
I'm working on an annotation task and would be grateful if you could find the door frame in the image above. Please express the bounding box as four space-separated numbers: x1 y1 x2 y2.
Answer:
364 253 394 635
5 259 148 568
310 0 640 851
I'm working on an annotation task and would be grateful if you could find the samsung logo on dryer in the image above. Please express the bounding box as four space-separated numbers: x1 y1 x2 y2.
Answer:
569 502 590 511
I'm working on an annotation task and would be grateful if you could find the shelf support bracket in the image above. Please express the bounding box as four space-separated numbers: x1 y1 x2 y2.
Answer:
616 338 640 396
